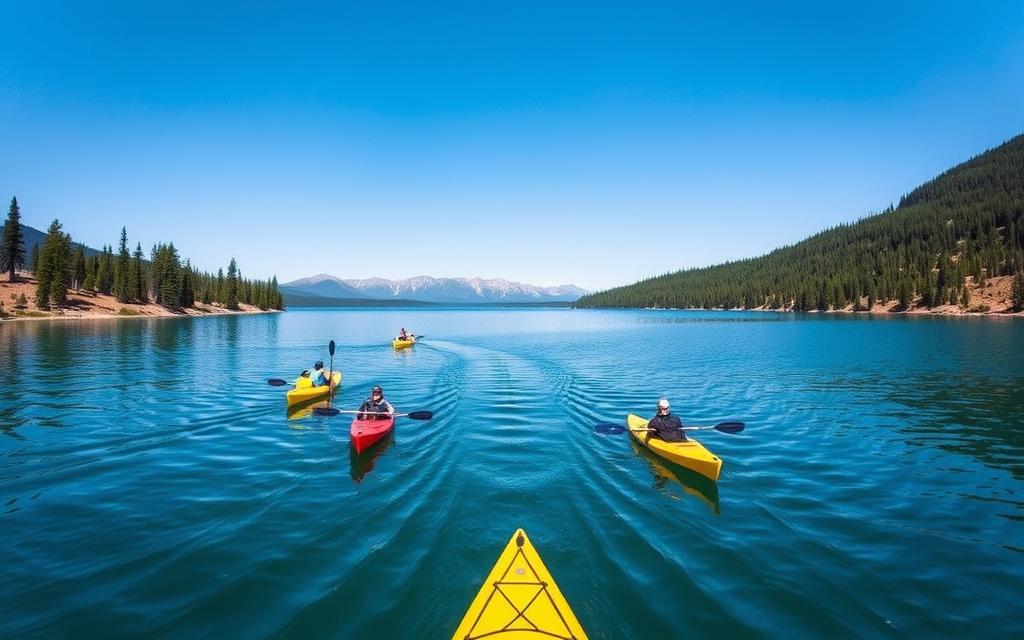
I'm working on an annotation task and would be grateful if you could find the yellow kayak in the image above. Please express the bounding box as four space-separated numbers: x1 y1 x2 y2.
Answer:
285 371 341 407
627 413 722 481
452 528 587 640
392 336 416 349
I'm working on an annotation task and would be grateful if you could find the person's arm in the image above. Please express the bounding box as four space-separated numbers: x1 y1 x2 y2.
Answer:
385 400 396 415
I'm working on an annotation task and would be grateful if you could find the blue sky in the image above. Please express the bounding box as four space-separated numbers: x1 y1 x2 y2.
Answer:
2 1 1022 290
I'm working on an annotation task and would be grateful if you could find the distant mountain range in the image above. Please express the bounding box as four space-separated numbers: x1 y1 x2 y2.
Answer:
281 274 588 305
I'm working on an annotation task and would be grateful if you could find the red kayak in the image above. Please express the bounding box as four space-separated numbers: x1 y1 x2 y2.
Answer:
350 415 396 453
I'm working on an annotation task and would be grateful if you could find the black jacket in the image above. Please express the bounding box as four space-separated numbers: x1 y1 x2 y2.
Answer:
357 397 395 420
647 413 686 442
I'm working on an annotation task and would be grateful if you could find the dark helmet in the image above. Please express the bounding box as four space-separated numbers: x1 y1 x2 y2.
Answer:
372 385 383 396
315 360 324 369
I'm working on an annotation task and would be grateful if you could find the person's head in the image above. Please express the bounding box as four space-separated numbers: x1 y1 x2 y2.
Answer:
657 398 671 415
372 385 384 400
315 361 324 371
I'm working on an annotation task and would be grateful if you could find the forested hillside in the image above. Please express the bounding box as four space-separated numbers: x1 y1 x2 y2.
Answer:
576 134 1024 313
2 198 283 314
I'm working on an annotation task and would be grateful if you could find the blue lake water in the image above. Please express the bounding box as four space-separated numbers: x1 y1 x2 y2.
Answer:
1 308 1022 638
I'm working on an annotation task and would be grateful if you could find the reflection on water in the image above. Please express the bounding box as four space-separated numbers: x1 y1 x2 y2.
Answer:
886 373 1024 480
286 399 332 422
630 440 721 514
350 432 395 483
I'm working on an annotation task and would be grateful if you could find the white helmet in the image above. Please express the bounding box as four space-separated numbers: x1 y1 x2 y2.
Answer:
657 398 670 409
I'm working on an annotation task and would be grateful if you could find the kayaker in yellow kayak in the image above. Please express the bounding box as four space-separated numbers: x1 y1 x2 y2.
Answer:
397 327 411 340
356 385 395 420
309 361 331 387
646 398 687 442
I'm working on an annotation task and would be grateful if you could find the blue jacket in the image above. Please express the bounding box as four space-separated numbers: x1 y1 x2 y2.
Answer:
311 368 329 387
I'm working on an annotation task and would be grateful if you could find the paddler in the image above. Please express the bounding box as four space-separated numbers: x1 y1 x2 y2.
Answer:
309 361 330 387
646 398 687 442
357 385 395 420
397 327 410 341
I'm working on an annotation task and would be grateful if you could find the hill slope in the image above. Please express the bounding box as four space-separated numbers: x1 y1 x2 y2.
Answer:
576 134 1024 312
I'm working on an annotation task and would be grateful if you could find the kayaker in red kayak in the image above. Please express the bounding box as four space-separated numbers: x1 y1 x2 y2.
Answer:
646 398 687 442
357 385 395 420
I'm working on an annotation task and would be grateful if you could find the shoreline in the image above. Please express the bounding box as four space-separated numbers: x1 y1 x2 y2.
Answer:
1 273 283 323
1 307 283 323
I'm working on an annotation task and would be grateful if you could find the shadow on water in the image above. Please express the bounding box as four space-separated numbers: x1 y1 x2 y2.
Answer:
886 374 1024 480
349 432 396 483
629 440 721 514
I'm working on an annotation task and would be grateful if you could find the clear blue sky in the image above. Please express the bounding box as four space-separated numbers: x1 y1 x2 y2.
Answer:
2 1 1022 290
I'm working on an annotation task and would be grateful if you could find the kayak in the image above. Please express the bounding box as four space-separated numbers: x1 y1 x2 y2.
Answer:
350 414 396 453
392 336 416 349
452 528 587 640
285 371 341 407
627 413 722 481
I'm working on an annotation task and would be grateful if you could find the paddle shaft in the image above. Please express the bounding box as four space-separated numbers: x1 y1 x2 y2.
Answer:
328 340 336 403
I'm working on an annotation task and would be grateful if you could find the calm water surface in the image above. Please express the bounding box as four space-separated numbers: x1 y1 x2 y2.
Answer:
1 309 1022 638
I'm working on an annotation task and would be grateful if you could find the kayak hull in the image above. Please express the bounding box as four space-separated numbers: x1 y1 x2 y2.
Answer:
285 371 342 407
392 337 416 349
452 528 587 640
627 413 722 481
350 415 396 453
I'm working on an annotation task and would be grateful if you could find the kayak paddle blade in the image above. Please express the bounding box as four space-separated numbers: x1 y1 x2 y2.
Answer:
407 411 433 420
329 339 336 356
715 422 745 434
595 423 626 435
313 407 340 417
267 378 289 387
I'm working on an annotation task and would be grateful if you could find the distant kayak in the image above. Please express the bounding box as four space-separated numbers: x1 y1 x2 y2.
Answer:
452 528 587 640
350 414 396 453
286 371 341 407
392 336 416 349
627 413 722 481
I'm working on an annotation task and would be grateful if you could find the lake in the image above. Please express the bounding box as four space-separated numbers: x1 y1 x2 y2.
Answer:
1 308 1022 638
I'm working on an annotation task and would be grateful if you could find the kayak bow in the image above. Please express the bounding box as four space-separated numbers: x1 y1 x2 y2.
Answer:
350 415 396 453
452 528 587 640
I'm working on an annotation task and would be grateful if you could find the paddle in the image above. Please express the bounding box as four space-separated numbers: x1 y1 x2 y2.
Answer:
268 340 337 389
313 408 434 419
328 339 336 403
594 421 745 435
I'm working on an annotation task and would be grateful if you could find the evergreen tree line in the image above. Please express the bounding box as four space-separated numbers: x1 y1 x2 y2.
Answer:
576 134 1024 313
2 203 283 312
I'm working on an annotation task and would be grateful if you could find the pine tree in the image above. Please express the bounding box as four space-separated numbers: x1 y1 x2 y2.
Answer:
35 219 71 308
960 285 970 308
114 227 131 303
1013 271 1024 312
178 260 194 309
2 196 26 281
73 248 87 290
132 242 147 303
216 268 225 304
225 258 239 310
30 244 40 274
898 279 912 311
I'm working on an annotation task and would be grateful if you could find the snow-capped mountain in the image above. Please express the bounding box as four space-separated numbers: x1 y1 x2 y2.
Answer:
281 274 588 304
